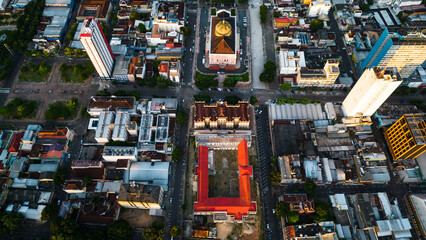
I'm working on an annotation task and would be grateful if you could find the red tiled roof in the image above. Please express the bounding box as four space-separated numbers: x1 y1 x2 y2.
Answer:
275 17 298 23
194 139 256 220
194 101 249 122
8 132 24 153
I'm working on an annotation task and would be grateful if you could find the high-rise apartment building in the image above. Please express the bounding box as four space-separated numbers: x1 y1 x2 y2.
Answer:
80 18 114 79
342 67 402 117
359 28 426 78
384 114 426 160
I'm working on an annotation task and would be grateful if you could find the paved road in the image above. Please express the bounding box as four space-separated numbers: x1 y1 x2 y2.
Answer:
255 104 281 240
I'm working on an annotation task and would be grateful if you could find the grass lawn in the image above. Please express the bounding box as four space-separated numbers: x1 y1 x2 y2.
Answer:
19 62 51 82
60 62 94 83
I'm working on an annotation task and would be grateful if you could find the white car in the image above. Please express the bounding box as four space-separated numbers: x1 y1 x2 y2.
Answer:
202 56 205 64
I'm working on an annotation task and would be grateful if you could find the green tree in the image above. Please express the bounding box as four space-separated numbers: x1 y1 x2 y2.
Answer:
107 220 132 240
96 90 111 96
280 83 292 91
157 76 173 88
275 202 290 218
359 4 370 12
41 203 59 221
85 229 106 240
310 19 324 32
304 180 317 196
224 95 242 105
287 212 299 225
50 217 82 240
172 146 184 162
81 107 91 119
260 61 277 83
193 94 211 103
138 23 147 33
59 63 68 72
176 110 188 125
38 62 51 75
113 90 128 96
169 226 181 237
260 5 267 24
249 96 258 105
0 212 22 235
53 168 66 186
223 76 238 88
269 170 281 185
195 72 218 89
311 200 331 223
130 90 140 100
180 26 191 37
143 221 164 240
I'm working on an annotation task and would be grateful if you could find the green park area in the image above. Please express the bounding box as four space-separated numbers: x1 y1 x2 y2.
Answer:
19 62 51 82
45 98 79 121
0 98 39 119
59 62 95 83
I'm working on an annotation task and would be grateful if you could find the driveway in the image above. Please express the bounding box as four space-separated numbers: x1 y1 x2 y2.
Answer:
248 0 266 89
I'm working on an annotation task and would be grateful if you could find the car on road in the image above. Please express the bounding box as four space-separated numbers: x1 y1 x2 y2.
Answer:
202 56 205 64
170 198 173 203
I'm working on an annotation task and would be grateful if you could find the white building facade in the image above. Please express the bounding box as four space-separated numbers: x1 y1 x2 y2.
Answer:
307 0 332 18
343 67 402 117
80 18 115 79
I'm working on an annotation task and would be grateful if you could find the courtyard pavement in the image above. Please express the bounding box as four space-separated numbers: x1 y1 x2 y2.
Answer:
248 0 266 90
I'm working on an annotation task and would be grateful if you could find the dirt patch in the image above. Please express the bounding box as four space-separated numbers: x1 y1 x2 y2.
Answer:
216 222 234 240
118 208 162 228
208 150 239 198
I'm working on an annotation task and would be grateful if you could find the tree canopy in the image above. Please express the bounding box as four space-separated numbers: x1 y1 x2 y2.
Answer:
172 146 184 162
143 221 164 240
280 83 292 91
53 168 66 186
310 19 324 32
107 220 132 240
287 212 299 225
224 95 242 105
275 202 290 218
0 212 22 235
138 23 147 33
259 5 267 24
176 110 188 125
249 96 258 105
41 203 59 221
304 180 317 196
223 76 238 88
170 226 181 237
269 170 281 185
195 72 218 89
193 94 211 103
50 217 82 240
259 61 277 83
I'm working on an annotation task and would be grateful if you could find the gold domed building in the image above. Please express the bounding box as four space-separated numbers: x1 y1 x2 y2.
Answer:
207 9 239 69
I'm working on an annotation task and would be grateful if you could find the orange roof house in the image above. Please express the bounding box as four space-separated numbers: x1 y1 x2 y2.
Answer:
194 139 256 221
274 17 298 28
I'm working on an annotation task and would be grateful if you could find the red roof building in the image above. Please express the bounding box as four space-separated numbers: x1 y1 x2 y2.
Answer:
8 132 24 153
194 139 256 221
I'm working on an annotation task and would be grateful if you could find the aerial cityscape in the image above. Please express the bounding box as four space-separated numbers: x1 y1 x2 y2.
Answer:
0 0 425 239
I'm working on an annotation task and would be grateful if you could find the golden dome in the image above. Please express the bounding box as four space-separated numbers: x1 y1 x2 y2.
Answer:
215 20 232 37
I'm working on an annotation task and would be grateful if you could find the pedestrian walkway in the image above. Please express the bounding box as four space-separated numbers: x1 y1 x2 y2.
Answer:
249 0 266 90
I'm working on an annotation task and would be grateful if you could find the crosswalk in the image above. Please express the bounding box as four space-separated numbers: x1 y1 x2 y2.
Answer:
0 88 10 93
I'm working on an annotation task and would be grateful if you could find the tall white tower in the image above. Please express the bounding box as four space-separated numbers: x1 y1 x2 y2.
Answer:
342 67 402 117
79 18 114 79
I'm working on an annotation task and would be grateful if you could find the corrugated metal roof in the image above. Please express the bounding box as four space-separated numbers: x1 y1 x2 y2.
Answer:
269 103 326 121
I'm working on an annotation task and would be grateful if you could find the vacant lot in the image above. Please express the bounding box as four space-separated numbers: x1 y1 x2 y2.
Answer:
118 208 162 228
208 150 239 198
